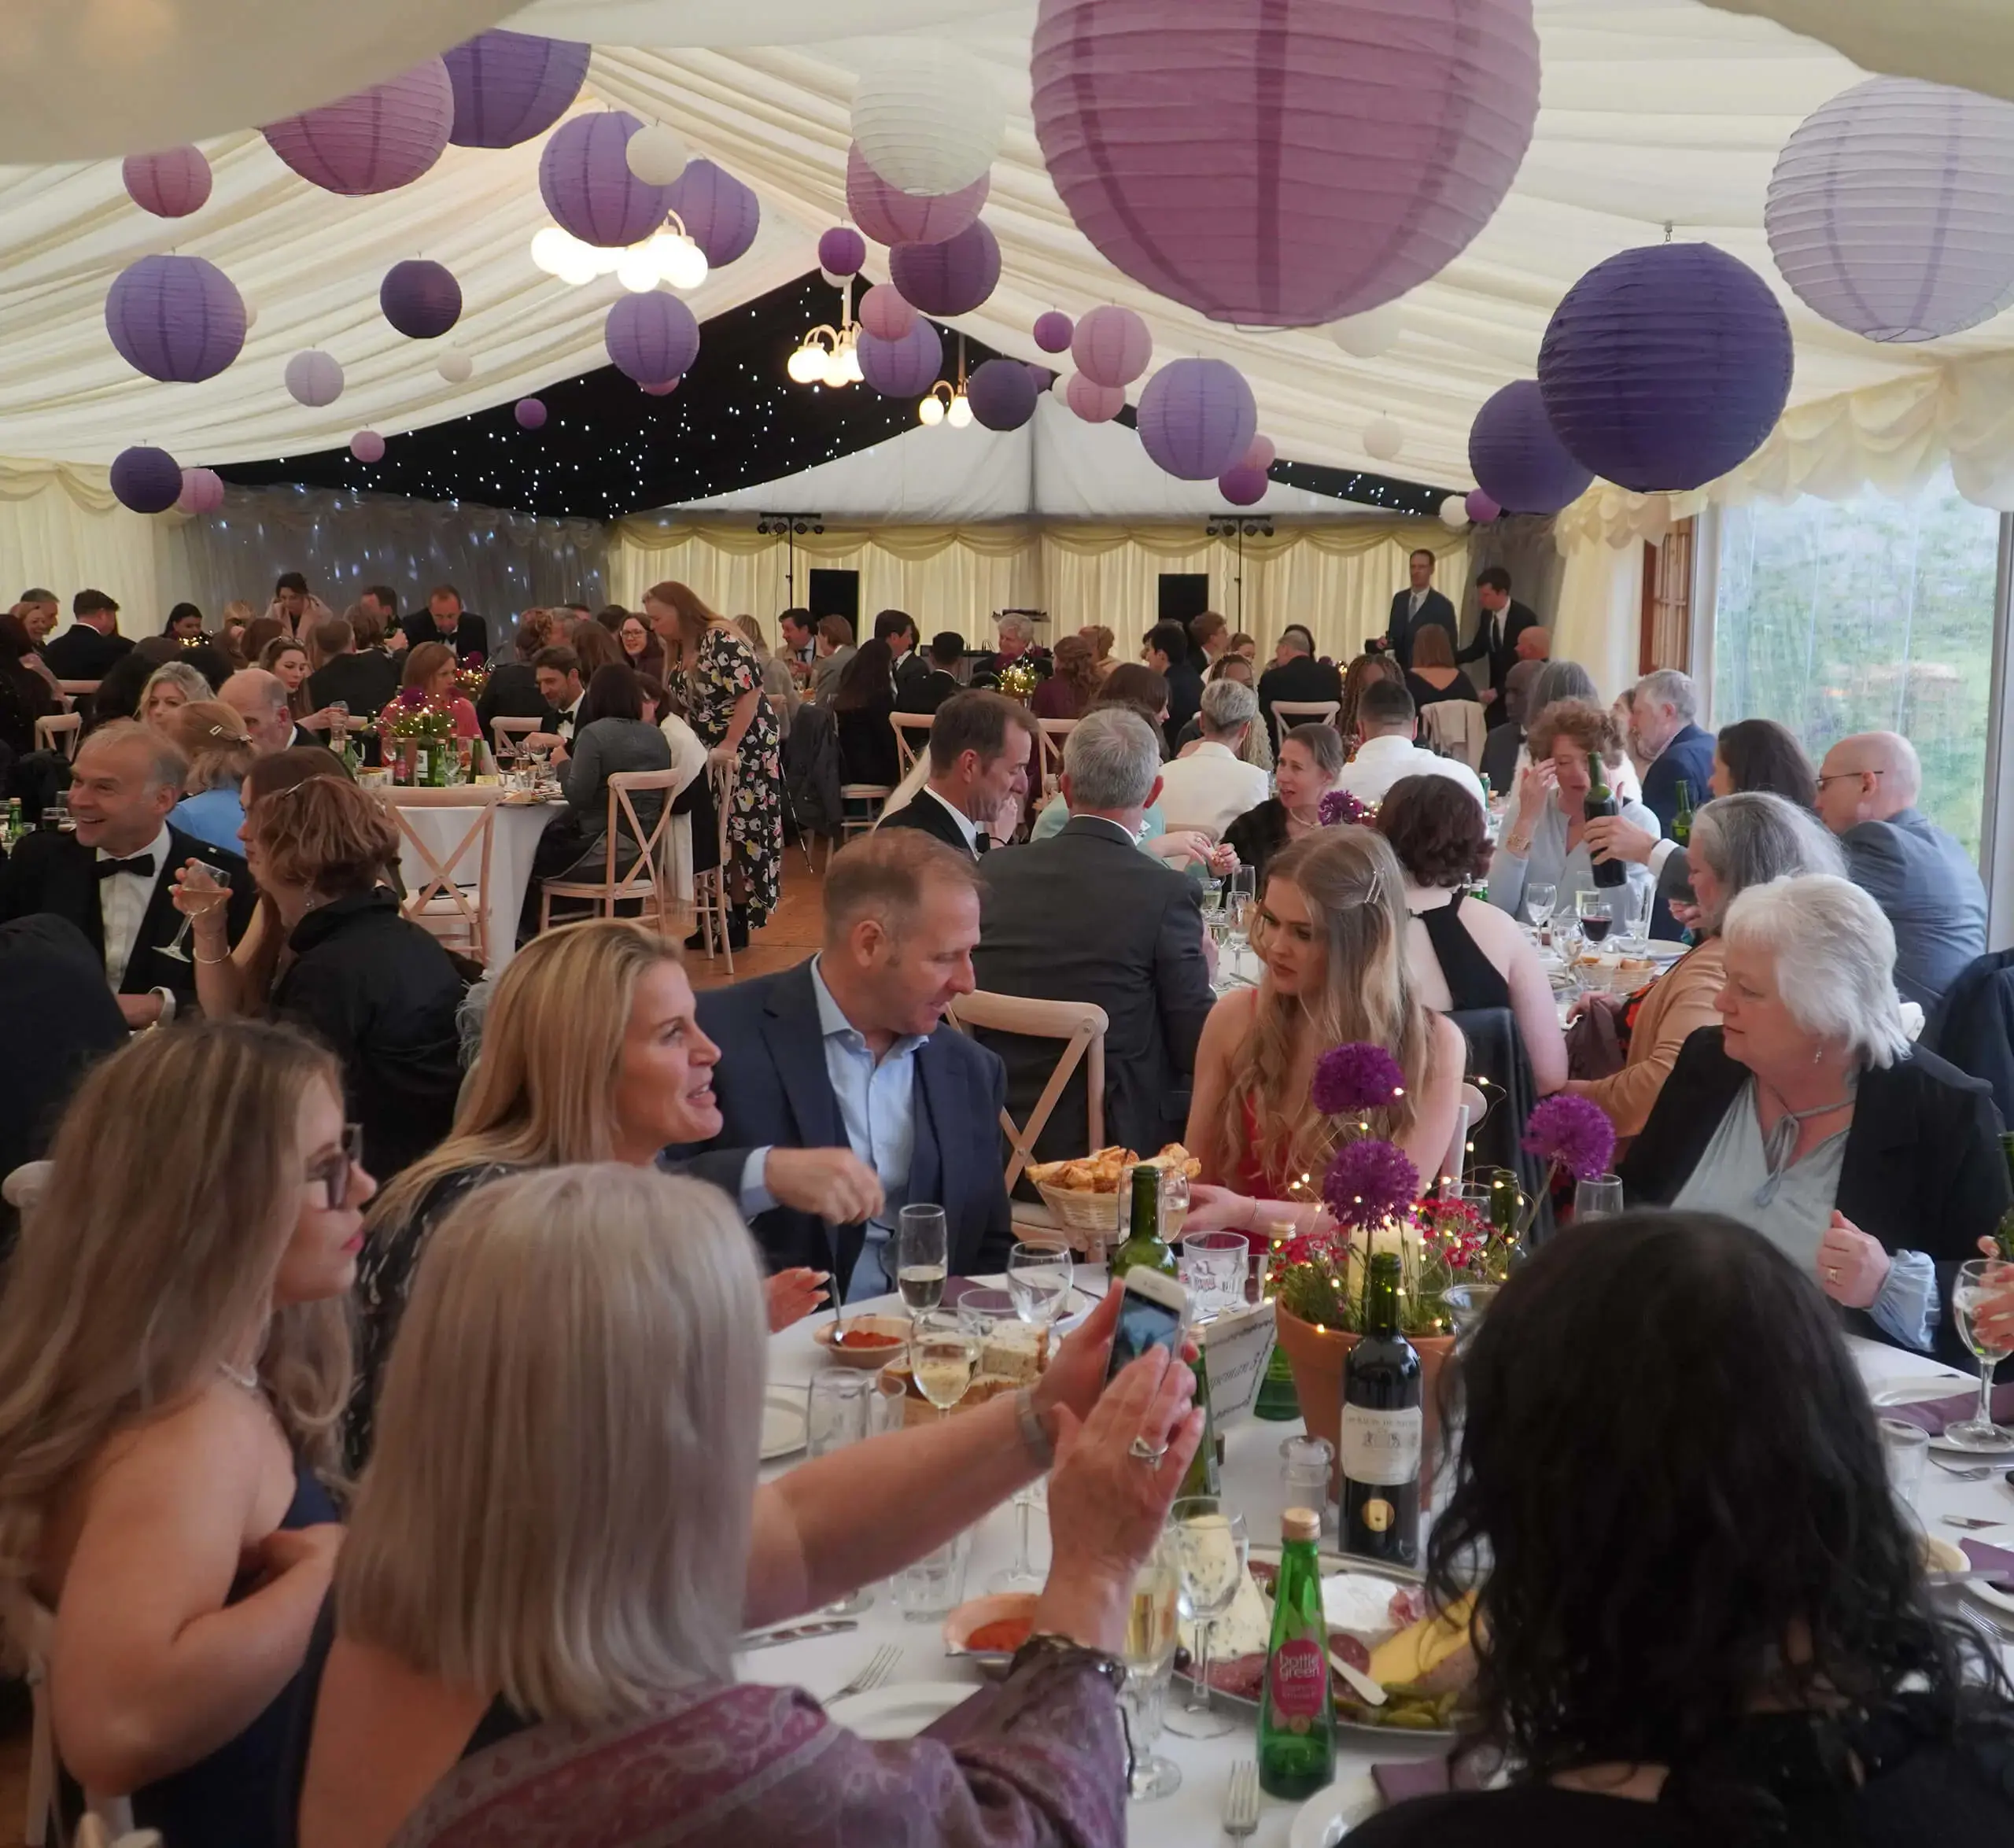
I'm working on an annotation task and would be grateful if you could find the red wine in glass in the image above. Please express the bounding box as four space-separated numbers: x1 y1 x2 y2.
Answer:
1581 914 1613 944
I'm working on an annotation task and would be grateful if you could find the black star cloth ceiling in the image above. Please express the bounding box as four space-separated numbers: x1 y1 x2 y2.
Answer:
218 272 1455 522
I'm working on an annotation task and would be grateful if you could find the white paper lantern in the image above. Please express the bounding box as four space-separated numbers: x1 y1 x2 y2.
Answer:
1328 303 1405 358
1766 76 2014 341
850 43 1005 197
284 349 344 407
625 123 689 186
1440 494 1471 529
437 348 474 383
1363 416 1404 462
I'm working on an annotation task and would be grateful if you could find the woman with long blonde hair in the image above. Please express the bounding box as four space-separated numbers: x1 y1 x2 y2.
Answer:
0 1020 367 1848
1185 826 1466 1226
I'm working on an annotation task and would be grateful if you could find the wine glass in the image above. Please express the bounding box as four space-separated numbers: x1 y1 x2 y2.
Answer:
160 859 227 964
896 1203 948 1313
1164 1498 1249 1739
1576 889 1615 945
1442 1282 1499 1351
1525 882 1556 935
1573 1175 1624 1219
992 1243 1075 1593
1120 1536 1183 1799
1946 1258 2014 1451
908 1308 980 1422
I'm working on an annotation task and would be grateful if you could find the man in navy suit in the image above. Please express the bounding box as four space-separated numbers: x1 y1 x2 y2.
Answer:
1629 668 1718 840
1385 548 1459 671
670 830 1012 1299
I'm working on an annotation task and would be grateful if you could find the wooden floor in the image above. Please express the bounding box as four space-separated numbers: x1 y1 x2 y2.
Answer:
684 842 825 993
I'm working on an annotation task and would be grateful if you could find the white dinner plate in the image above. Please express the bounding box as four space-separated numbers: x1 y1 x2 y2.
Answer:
1929 1427 2014 1456
1868 1375 1972 1409
824 1680 972 1740
1966 1573 2014 1618
1289 1772 1382 1848
760 1385 806 1461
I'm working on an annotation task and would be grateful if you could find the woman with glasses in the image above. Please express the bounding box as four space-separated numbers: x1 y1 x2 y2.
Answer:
0 1019 369 1848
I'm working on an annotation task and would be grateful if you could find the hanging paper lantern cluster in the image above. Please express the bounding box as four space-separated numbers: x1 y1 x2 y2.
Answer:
124 146 212 218
625 124 689 186
176 467 225 515
111 446 183 515
887 219 1000 316
1138 359 1257 478
1065 373 1127 422
264 58 453 196
540 111 680 249
105 254 245 383
845 144 988 248
1033 311 1074 353
1072 305 1152 388
1031 0 1540 326
285 349 345 407
859 282 917 341
604 292 700 384
667 160 760 267
858 318 945 396
351 430 387 462
1467 379 1592 515
442 29 589 149
1766 76 2014 342
515 397 548 430
818 227 867 278
967 357 1038 430
380 260 461 339
850 42 1005 197
1538 242 1794 494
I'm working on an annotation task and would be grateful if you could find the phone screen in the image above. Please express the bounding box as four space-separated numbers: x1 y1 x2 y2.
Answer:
1105 1279 1184 1382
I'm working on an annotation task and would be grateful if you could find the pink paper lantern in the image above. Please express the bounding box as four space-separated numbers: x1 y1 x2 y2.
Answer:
1241 434 1277 473
1138 358 1257 479
350 430 387 463
846 143 988 247
667 159 761 267
1033 310 1075 353
1219 464 1268 506
540 111 680 249
175 467 225 515
1031 0 1540 326
124 146 211 218
1065 373 1126 422
818 227 868 277
604 292 700 384
858 282 917 341
858 318 945 397
1072 305 1152 389
640 378 681 397
515 397 548 429
1465 488 1501 523
888 219 1000 317
263 58 454 197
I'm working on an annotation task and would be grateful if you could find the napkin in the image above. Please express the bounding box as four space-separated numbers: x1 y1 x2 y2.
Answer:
1370 1758 1450 1806
1876 1382 2014 1437
1960 1539 2014 1594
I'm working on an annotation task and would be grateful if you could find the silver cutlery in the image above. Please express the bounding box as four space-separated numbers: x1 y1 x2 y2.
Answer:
1223 1760 1260 1842
740 1620 859 1651
1943 1515 2005 1531
1928 1455 1995 1479
1959 1600 2014 1643
828 1643 901 1703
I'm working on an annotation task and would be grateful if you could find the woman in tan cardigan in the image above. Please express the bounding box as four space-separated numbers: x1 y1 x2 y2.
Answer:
1566 793 1842 1138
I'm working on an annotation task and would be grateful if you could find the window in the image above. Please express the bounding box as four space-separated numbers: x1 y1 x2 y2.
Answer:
1712 467 2001 857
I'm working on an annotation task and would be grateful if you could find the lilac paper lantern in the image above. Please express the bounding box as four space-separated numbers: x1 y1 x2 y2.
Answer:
105 254 245 383
351 430 386 463
124 146 211 218
818 226 868 278
1031 0 1539 327
667 160 761 267
887 219 999 317
515 397 548 429
846 143 988 247
176 467 224 515
1219 465 1268 505
442 29 590 149
1538 242 1794 494
1467 380 1592 515
859 282 917 341
604 292 700 384
1138 358 1257 479
857 318 944 397
1465 488 1501 523
1071 305 1152 389
540 111 680 249
1033 310 1074 353
111 446 183 515
263 57 453 197
284 349 345 408
1065 373 1126 422
967 358 1038 431
379 260 461 339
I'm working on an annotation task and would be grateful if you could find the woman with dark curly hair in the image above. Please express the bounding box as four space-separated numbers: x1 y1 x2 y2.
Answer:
1348 1208 2014 1848
1713 717 1817 808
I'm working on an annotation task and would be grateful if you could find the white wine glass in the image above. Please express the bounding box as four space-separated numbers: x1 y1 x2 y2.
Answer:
1164 1498 1249 1739
994 1241 1075 1592
1947 1258 2014 1451
896 1203 948 1314
909 1308 979 1422
1120 1536 1183 1800
1525 882 1556 935
160 858 227 964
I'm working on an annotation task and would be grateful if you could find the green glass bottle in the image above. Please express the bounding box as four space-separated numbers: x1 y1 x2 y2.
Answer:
1339 1252 1422 1568
1996 1134 2014 1261
1585 750 1627 890
1257 1506 1336 1800
1113 1163 1178 1281
1671 778 1695 847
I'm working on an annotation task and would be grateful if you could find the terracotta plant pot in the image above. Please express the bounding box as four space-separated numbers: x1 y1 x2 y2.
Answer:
1273 1300 1455 1513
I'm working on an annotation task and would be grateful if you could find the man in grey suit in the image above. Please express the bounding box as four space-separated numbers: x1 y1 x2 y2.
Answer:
972 708 1217 1171
1816 731 1986 1011
1385 548 1459 671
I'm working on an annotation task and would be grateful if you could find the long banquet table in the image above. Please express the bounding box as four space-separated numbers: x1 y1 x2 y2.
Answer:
751 1289 2014 1846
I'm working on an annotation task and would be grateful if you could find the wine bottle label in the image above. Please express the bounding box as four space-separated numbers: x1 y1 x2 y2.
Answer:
1267 1636 1327 1725
1340 1404 1422 1487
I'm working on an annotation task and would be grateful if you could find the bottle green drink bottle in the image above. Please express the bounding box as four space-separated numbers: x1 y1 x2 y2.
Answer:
1257 1507 1336 1800
1339 1252 1422 1567
1585 751 1628 890
1995 1134 2014 1261
1671 778 1694 847
1112 1166 1219 1494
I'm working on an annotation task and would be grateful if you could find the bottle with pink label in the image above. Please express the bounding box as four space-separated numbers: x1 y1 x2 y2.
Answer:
1257 1505 1336 1799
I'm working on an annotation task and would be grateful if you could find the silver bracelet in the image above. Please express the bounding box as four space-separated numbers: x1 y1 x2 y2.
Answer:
1014 1387 1055 1469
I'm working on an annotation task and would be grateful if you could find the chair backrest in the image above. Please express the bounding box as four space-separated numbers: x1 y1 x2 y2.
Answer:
1272 700 1340 729
1035 717 1076 797
944 989 1108 1190
710 754 736 862
1422 701 1485 770
490 715 540 755
33 712 81 759
377 787 500 964
599 769 682 900
891 711 935 778
56 681 98 699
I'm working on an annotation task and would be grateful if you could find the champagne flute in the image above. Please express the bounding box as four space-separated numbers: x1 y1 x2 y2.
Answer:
896 1203 948 1314
160 858 227 963
1120 1538 1183 1799
993 1241 1075 1593
909 1308 979 1421
1946 1258 2014 1451
1164 1499 1248 1739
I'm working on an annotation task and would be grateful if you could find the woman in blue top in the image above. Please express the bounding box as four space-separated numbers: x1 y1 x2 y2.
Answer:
164 698 257 854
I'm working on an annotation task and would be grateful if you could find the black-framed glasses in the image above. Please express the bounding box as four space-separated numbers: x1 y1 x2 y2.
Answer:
1814 769 1881 789
304 1123 365 1209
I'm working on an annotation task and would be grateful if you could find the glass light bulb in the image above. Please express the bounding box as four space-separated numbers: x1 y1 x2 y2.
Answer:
840 341 865 384
616 247 660 293
918 396 946 426
788 345 825 384
530 227 574 275
660 236 709 292
820 351 851 388
555 249 599 287
946 393 973 427
586 245 625 277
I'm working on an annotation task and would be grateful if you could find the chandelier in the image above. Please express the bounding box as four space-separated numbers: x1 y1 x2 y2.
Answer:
529 213 709 292
788 276 865 389
917 380 971 427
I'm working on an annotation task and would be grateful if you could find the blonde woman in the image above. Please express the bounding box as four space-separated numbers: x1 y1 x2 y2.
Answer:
291 1165 1201 1848
0 1020 367 1848
163 699 257 853
139 659 211 726
1186 826 1466 1224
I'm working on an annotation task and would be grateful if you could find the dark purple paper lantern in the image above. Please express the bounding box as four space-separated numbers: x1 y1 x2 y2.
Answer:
1464 488 1501 523
846 143 988 247
1072 305 1152 388
263 58 453 196
379 260 462 339
818 226 867 278
604 292 701 384
1034 310 1074 353
858 318 945 397
105 254 245 384
859 283 916 341
1138 358 1257 479
515 397 548 429
176 467 225 515
1219 464 1268 506
442 29 589 148
888 219 1000 317
351 430 386 463
668 160 761 267
1031 0 1540 326
967 357 1038 431
1466 380 1592 516
1537 242 1794 494
1025 363 1056 393
111 446 183 515
124 146 211 218
540 111 680 249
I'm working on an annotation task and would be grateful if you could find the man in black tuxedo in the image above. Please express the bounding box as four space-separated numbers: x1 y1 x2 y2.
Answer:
1386 548 1459 671
880 691 1036 860
1255 624 1345 750
897 630 967 714
1143 620 1202 754
304 614 399 720
0 721 254 1027
400 584 489 666
873 607 931 706
41 589 133 682
1456 566 1542 728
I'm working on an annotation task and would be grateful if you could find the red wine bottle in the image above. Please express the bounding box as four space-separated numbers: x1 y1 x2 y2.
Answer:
1584 750 1629 890
1339 1251 1422 1566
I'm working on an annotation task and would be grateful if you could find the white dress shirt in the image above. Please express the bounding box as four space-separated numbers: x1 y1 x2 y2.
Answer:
98 824 172 989
920 784 982 855
557 695 583 743
1156 739 1273 839
1332 734 1487 813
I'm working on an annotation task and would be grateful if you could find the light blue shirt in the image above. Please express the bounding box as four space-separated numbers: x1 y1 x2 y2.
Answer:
170 788 245 855
739 956 929 1301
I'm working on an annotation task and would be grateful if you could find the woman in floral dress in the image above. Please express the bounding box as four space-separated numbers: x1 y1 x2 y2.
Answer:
646 581 780 947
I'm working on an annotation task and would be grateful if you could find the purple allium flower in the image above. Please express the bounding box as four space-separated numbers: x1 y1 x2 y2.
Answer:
1312 1042 1407 1116
1319 788 1375 828
1321 1136 1419 1229
1522 1094 1617 1182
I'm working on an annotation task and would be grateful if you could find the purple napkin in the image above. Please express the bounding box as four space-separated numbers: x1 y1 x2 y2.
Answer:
1961 1539 2014 1595
1876 1381 2014 1437
1370 1758 1449 1806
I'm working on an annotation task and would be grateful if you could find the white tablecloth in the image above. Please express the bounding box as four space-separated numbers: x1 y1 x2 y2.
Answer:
393 800 559 975
755 1306 2010 1846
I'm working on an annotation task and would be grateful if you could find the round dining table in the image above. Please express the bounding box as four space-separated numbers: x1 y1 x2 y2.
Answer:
753 1287 2014 1846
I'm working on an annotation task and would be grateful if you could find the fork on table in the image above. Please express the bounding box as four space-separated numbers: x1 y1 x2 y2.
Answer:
1223 1760 1260 1842
828 1644 901 1705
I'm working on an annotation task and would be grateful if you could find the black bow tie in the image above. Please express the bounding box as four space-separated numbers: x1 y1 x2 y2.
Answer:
973 832 990 856
96 854 155 880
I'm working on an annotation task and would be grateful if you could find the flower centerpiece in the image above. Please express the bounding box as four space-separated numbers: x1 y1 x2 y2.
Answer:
379 690 458 787
1518 1094 1617 1234
454 662 489 701
1318 788 1376 828
994 658 1040 704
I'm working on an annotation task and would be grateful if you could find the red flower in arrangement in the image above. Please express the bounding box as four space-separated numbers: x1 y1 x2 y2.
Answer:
1319 788 1375 828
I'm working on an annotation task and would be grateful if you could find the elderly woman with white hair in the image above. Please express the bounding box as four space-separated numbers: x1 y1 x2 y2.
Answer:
1620 874 2009 1356
1154 677 1270 839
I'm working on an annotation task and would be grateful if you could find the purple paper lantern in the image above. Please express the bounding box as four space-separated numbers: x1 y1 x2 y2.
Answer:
1071 305 1152 389
1033 310 1074 353
818 226 868 278
540 111 680 249
123 146 211 218
667 159 761 267
176 467 225 515
1137 358 1257 479
111 447 183 515
1219 465 1268 506
1538 242 1794 494
104 254 245 384
379 260 462 339
858 282 917 341
263 57 453 196
515 397 548 429
858 318 945 397
1031 0 1540 326
442 29 589 149
1467 380 1592 515
846 143 988 247
1465 488 1501 523
1025 363 1056 393
604 293 700 384
351 430 387 463
1065 373 1126 422
967 358 1038 431
887 219 1000 318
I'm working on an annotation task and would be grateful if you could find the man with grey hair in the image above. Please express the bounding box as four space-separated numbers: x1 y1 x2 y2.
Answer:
0 720 254 1024
1630 668 1715 839
219 667 298 754
972 707 1215 1169
974 610 1049 686
1815 730 1985 1011
1156 677 1270 837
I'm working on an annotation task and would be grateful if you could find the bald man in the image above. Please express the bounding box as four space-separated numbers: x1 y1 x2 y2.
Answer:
1816 731 1984 1011
220 668 298 755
